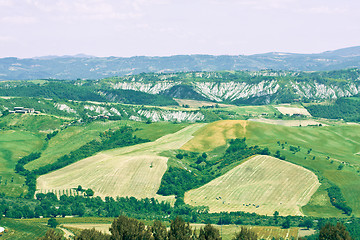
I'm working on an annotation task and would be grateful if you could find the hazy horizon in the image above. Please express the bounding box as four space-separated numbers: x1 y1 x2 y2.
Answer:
1 0 359 58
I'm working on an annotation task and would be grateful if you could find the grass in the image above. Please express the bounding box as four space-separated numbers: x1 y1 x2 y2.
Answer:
36 124 205 201
185 155 320 216
0 131 44 196
183 120 360 216
0 218 60 240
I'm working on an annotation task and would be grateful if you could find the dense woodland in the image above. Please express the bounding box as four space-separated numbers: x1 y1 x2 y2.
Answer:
306 97 360 122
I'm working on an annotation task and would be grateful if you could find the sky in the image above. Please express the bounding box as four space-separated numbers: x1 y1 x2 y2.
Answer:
0 0 359 58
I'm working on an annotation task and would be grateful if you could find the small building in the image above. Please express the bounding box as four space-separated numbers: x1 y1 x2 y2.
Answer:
13 107 35 114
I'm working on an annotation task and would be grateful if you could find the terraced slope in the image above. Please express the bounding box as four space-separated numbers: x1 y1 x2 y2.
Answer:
36 124 205 201
185 155 320 216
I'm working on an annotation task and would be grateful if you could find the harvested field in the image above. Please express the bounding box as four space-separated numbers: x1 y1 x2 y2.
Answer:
181 120 246 152
36 124 205 201
63 224 111 234
275 106 311 116
249 118 325 127
185 155 320 216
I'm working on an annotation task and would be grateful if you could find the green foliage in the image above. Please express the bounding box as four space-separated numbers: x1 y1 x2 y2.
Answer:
168 216 193 240
327 185 353 216
74 228 111 240
85 188 94 197
47 218 58 228
232 227 258 240
109 215 152 240
306 98 360 122
38 229 63 240
319 222 353 240
151 220 167 240
101 89 178 106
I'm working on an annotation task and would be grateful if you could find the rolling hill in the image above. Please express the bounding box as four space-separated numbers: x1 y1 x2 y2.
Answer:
1 46 360 80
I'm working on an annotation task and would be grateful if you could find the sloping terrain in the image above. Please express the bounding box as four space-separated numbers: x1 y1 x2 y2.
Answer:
36 124 205 200
181 120 360 216
184 155 320 216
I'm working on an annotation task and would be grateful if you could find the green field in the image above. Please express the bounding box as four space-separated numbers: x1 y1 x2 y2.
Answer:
0 218 59 240
0 131 43 196
25 120 189 170
184 120 360 217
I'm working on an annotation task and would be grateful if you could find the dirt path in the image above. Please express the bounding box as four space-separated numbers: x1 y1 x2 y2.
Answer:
59 226 74 239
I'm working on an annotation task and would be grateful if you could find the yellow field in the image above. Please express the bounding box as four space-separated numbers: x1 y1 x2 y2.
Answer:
36 124 205 201
185 155 320 216
181 120 247 152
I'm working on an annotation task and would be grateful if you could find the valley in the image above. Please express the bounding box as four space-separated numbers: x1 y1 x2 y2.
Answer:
1 68 360 239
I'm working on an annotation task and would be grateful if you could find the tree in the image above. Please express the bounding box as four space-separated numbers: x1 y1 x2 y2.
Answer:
152 220 167 240
168 216 193 240
38 229 63 240
273 211 279 224
282 217 291 229
232 227 257 240
77 185 83 192
110 215 152 240
198 223 221 240
85 188 94 197
75 228 111 240
299 219 313 230
202 153 208 159
47 218 58 228
319 223 352 240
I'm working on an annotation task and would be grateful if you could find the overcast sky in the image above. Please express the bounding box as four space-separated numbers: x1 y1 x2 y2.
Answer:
0 0 359 58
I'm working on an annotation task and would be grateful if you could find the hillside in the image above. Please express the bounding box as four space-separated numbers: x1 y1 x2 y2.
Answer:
2 68 360 107
1 46 360 80
36 124 205 201
185 155 320 216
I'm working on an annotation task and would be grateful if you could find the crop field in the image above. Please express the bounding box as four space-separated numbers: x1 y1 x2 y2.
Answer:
275 105 311 116
183 120 360 216
0 131 43 196
181 120 247 152
185 155 320 216
36 124 205 201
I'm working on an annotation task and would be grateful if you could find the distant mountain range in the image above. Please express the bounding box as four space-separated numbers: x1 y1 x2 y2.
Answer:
1 46 360 80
